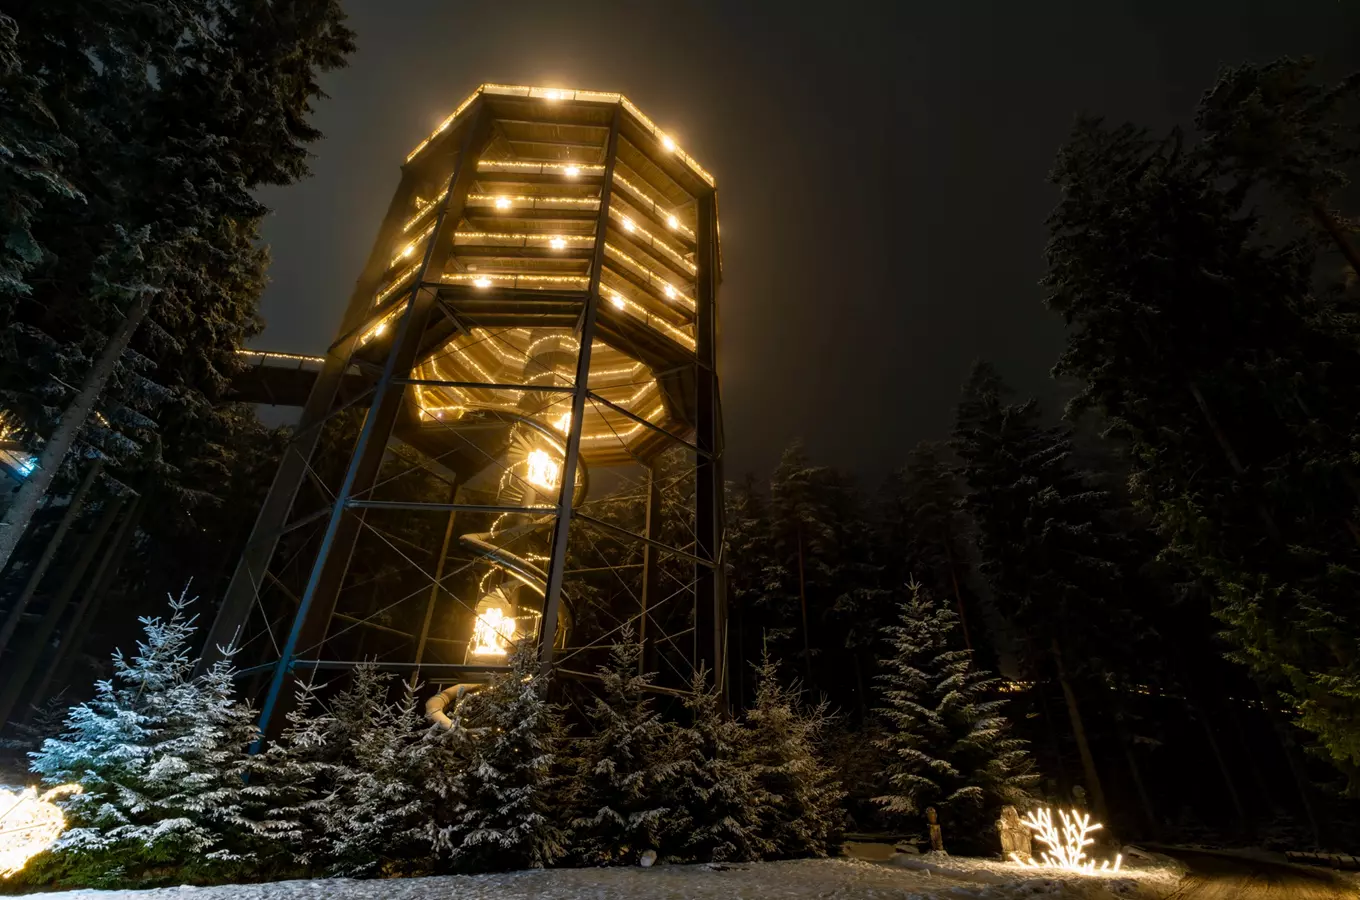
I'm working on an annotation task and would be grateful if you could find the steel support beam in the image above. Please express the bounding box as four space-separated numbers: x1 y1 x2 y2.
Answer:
537 105 622 667
200 160 430 675
254 105 493 740
693 189 727 703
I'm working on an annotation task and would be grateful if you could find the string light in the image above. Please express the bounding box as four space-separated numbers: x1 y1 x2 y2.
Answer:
667 214 680 230
622 217 636 232
611 294 625 309
0 784 81 877
664 284 676 299
549 237 566 250
495 196 511 209
565 166 580 177
660 134 676 152
1011 808 1122 876
473 277 492 288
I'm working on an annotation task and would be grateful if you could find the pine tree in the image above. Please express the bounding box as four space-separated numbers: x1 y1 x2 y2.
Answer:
566 633 672 866
24 588 269 886
744 654 845 859
873 582 1035 841
1044 106 1360 785
443 647 565 872
323 679 450 877
0 1 354 570
952 361 1139 819
661 666 766 863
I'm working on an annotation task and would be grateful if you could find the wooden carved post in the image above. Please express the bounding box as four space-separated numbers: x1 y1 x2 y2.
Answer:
926 806 945 854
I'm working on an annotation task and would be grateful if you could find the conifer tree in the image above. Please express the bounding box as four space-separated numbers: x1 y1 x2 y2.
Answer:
873 581 1035 840
25 589 269 885
323 679 449 877
443 647 565 872
567 633 672 866
744 654 845 859
1045 104 1360 784
661 666 766 863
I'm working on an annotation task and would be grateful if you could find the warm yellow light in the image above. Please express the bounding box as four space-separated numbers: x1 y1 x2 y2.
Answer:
1010 808 1122 876
664 284 676 299
0 784 81 877
554 411 572 433
610 294 625 310
622 218 635 232
402 244 415 257
471 594 515 657
526 449 560 491
667 214 679 230
564 165 580 177
473 277 493 288
549 237 566 250
374 322 387 337
660 134 676 152
543 89 562 101
495 196 511 209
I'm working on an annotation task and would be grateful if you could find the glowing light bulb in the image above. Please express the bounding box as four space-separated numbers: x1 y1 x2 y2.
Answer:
667 214 679 230
664 284 676 299
564 165 580 177
660 134 676 152
554 411 571 433
622 218 635 232
473 277 492 288
402 244 415 257
549 237 566 250
543 89 561 101
373 322 387 336
471 593 516 657
611 294 625 309
526 449 560 491
495 196 511 209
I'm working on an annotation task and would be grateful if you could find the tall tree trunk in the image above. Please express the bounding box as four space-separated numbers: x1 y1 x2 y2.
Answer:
0 296 149 573
0 459 102 656
0 494 124 727
1111 703 1160 840
1051 637 1108 821
1311 202 1360 278
1188 696 1251 836
796 523 812 684
30 495 142 714
941 523 972 651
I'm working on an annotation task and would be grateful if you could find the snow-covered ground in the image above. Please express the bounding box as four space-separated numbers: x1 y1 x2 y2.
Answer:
7 856 1184 900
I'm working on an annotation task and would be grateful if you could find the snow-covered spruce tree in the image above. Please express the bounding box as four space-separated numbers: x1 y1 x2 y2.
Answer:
23 589 271 887
743 654 845 859
322 676 464 877
566 631 672 866
661 666 767 863
873 581 1035 845
441 646 565 873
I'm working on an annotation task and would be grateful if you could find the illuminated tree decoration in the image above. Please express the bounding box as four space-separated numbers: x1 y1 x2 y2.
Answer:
0 785 81 877
525 448 561 491
1010 807 1122 874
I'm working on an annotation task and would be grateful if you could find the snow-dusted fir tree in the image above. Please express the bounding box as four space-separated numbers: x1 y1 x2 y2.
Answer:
27 589 269 885
323 677 454 877
566 631 672 866
442 645 565 872
661 666 766 863
873 580 1036 836
744 654 845 859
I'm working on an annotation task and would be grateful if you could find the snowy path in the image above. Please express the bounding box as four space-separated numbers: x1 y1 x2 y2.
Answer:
1155 850 1356 900
8 857 1185 900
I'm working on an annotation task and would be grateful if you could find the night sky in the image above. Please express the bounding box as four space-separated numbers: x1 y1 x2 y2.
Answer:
254 1 1360 479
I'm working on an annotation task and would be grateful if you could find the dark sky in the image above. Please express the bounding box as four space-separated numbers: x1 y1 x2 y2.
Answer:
254 0 1360 480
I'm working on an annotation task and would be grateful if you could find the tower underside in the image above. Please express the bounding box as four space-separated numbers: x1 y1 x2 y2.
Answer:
204 85 726 732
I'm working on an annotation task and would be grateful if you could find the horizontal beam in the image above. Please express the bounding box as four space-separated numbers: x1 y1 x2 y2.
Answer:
575 511 715 568
345 499 557 515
